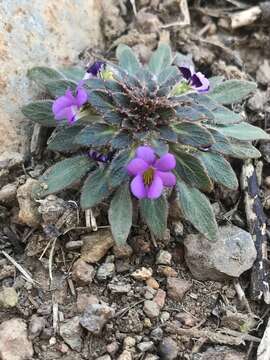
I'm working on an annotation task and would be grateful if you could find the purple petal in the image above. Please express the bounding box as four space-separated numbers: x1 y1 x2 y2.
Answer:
127 158 149 175
65 106 78 124
136 146 156 165
191 72 209 93
76 86 88 107
155 153 176 171
179 65 193 80
130 174 147 199
52 95 74 119
86 61 105 77
156 171 176 187
147 174 163 199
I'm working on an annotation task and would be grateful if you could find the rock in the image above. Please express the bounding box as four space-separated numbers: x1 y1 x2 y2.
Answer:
194 346 245 360
101 0 126 40
131 267 153 281
0 183 17 204
97 263 115 281
28 315 46 339
60 316 83 352
0 287 18 308
17 179 42 227
81 230 114 263
156 250 172 265
146 277 159 289
175 312 197 328
136 10 162 33
143 300 160 319
123 336 136 349
113 244 133 258
184 225 257 281
153 289 166 309
0 318 33 360
38 195 66 224
0 265 15 281
171 221 184 237
256 59 270 85
108 283 131 294
96 355 111 360
107 341 119 355
158 266 177 278
80 303 115 334
144 355 159 360
167 277 192 301
260 141 270 163
150 327 163 342
144 287 157 300
65 240 83 250
247 90 268 112
117 350 133 360
0 1 103 155
76 293 99 312
137 341 154 352
160 311 170 322
72 259 95 286
0 152 23 171
158 337 178 360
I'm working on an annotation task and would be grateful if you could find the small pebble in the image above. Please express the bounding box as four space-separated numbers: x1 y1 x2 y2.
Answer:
160 311 170 322
167 277 192 301
117 350 133 360
143 300 160 319
156 250 172 265
158 337 178 360
150 327 163 342
107 341 119 355
123 336 136 349
132 267 153 281
146 277 159 289
137 341 154 352
96 355 111 360
113 244 133 258
158 266 177 278
144 318 152 328
72 259 95 285
153 289 166 309
65 240 83 250
175 312 197 328
97 263 115 281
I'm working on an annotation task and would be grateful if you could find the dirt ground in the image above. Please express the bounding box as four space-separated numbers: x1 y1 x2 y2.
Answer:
1 1 270 359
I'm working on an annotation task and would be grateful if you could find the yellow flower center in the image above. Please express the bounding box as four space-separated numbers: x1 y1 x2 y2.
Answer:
143 167 154 186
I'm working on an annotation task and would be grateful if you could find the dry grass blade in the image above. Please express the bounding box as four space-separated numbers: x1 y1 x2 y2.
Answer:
2 250 38 285
129 0 137 16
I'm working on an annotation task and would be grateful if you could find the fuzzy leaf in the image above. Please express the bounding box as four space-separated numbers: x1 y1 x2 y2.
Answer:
140 195 168 239
148 44 172 75
208 76 224 89
60 67 85 82
157 66 181 88
208 123 270 141
197 152 238 189
209 80 256 105
173 147 213 192
109 183 133 245
22 100 56 127
89 90 114 114
110 131 132 149
38 156 93 197
47 127 82 152
116 44 141 75
149 137 169 156
81 167 110 209
209 129 261 159
175 105 207 121
157 126 177 142
75 123 116 147
174 122 214 147
45 80 77 97
109 150 135 188
27 67 64 87
177 180 218 241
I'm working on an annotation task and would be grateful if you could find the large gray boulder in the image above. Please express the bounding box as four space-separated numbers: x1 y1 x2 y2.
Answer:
0 1 103 154
184 225 257 281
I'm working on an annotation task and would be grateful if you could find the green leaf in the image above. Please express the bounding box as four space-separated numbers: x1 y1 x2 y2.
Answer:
81 167 110 209
173 147 213 192
47 126 82 152
208 76 224 89
75 124 116 146
60 67 85 82
140 195 168 239
173 122 214 147
22 100 56 127
197 152 238 189
177 180 218 241
157 66 181 88
209 129 261 159
109 183 133 245
27 67 64 87
208 123 270 141
108 150 134 188
175 105 208 121
209 80 256 105
116 44 141 75
110 131 132 149
89 90 114 114
45 80 77 97
148 44 172 75
38 156 93 196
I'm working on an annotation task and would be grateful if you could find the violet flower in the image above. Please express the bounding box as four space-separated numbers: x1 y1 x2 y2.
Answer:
88 150 114 163
83 61 105 80
52 83 88 125
179 65 210 93
127 146 176 200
